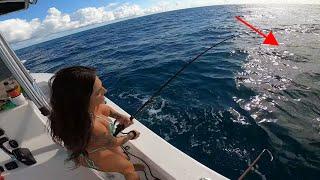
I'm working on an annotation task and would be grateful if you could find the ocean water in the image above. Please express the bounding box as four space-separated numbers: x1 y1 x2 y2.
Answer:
16 5 320 179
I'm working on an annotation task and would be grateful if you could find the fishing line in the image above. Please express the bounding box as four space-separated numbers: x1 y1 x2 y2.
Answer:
113 34 238 136
113 34 238 180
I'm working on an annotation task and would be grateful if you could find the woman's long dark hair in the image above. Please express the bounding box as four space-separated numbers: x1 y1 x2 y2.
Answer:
48 66 96 165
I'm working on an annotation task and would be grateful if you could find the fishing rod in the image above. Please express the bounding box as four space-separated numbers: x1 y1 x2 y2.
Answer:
113 34 237 136
238 149 273 180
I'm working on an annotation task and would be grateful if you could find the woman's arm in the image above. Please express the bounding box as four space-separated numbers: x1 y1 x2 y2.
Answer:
95 131 134 148
109 105 125 119
100 104 124 119
100 104 132 127
92 120 139 148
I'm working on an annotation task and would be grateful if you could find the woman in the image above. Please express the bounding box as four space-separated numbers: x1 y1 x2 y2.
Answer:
48 66 143 180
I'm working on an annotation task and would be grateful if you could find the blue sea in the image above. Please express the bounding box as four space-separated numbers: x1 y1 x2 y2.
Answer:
16 5 320 179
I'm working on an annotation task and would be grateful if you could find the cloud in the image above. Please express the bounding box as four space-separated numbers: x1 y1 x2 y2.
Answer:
145 2 174 13
0 18 40 42
1 0 319 44
113 3 144 18
72 7 115 26
0 3 169 44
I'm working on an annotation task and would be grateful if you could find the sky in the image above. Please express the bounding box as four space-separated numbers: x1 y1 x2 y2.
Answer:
0 0 319 46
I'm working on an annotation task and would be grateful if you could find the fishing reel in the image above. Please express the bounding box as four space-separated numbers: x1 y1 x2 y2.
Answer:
113 116 134 136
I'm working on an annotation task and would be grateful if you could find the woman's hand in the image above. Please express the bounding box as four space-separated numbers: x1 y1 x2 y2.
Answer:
128 130 140 140
117 115 133 128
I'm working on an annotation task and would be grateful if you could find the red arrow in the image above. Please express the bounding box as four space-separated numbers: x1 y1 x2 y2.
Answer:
235 16 279 46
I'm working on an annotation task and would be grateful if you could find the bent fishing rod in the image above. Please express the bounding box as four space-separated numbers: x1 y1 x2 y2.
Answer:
113 34 237 136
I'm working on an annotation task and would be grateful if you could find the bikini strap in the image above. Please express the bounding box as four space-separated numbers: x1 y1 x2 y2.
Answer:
79 153 101 171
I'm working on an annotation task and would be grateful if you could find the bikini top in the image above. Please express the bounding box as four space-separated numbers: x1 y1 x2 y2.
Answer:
77 114 116 170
